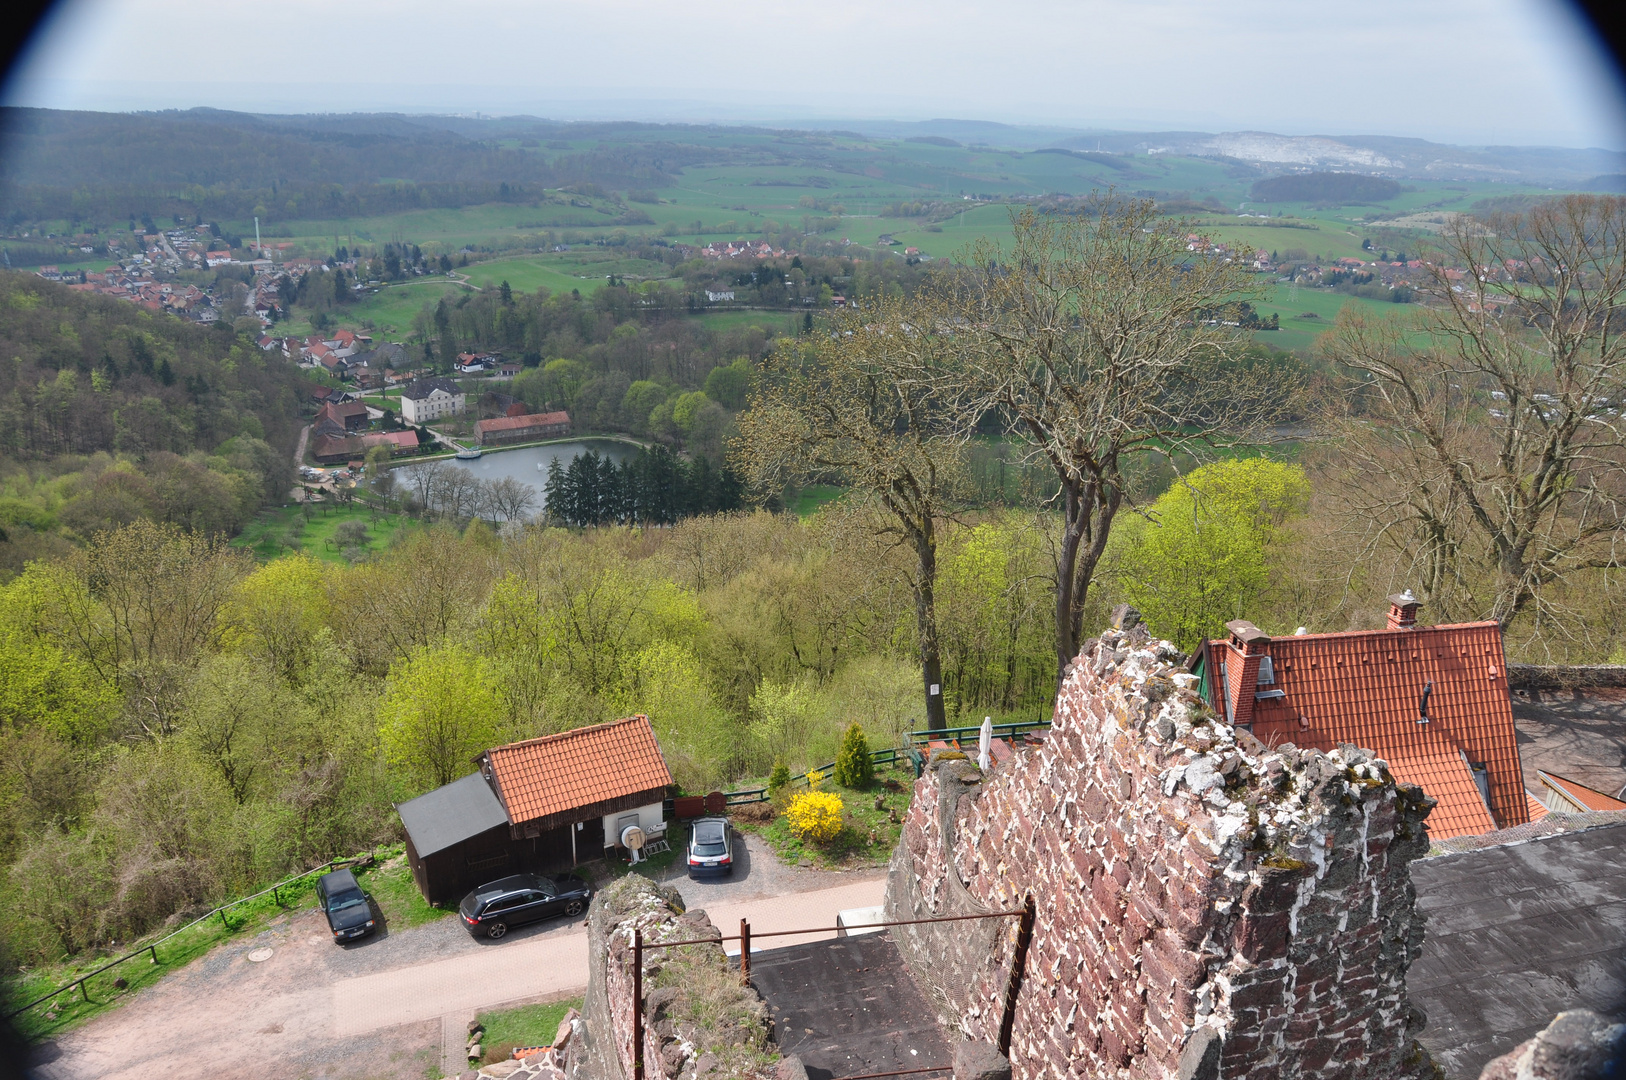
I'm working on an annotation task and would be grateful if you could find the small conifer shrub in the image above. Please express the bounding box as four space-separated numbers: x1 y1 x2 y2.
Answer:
834 722 873 789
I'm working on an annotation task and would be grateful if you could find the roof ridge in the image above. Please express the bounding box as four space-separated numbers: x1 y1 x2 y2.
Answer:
487 713 649 755
1214 620 1501 646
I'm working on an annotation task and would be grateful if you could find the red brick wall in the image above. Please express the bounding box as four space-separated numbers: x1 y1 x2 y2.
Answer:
885 628 1438 1080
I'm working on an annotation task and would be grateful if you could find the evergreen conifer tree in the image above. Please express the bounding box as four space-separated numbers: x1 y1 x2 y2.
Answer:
834 722 873 789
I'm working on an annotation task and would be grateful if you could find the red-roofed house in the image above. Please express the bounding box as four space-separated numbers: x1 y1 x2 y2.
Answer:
474 410 571 446
1190 593 1528 840
393 716 673 903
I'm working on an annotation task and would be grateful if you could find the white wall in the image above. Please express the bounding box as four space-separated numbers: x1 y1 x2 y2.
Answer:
602 801 666 848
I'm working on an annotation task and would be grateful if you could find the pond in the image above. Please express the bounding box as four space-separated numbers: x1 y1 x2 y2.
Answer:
392 439 640 507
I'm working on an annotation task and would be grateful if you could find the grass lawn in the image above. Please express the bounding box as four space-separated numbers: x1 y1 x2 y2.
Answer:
786 484 844 517
233 503 423 564
459 254 614 295
477 997 584 1063
732 760 916 871
4 863 334 1040
1251 283 1409 354
354 844 453 929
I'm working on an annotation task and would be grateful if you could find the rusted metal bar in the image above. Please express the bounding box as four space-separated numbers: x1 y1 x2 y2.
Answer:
997 893 1037 1057
640 907 1025 953
831 1067 952 1079
740 918 750 985
632 927 644 1080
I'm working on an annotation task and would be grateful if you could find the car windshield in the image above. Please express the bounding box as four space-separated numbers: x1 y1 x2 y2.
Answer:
694 823 726 854
329 890 366 911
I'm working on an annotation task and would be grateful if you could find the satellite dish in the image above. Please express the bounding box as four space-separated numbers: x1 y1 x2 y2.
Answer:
621 824 646 864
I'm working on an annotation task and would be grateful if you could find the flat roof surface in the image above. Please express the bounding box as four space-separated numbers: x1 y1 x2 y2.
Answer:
1514 689 1626 800
395 772 510 858
751 932 950 1080
1410 821 1626 1079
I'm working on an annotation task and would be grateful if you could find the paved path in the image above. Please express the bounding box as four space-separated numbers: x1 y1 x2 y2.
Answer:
36 860 885 1080
293 422 310 466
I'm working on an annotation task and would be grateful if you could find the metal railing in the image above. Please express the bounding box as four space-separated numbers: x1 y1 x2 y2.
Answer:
4 855 364 1020
905 719 1051 746
625 897 1037 1080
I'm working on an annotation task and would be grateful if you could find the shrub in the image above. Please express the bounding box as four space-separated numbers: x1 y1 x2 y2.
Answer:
785 791 844 844
804 767 825 791
833 723 873 789
767 759 790 795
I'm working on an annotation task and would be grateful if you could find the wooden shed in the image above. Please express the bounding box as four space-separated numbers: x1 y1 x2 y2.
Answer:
395 715 673 905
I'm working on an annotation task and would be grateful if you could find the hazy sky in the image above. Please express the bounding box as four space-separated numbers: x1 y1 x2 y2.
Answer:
6 0 1625 148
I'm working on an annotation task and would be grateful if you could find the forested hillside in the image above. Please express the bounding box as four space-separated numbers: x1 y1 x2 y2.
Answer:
0 273 304 573
0 511 1057 963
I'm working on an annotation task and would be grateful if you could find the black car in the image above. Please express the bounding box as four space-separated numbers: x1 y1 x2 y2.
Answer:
686 817 734 878
316 868 376 943
458 873 593 939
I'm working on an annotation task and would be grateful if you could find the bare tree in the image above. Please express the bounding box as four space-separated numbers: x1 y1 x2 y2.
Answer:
405 459 445 515
1323 195 1626 638
734 294 967 730
485 476 539 523
941 200 1275 683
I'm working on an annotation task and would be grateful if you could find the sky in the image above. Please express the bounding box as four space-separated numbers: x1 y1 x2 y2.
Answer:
5 0 1626 149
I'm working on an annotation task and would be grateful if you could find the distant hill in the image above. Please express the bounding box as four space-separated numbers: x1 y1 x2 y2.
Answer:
1042 129 1626 185
1251 172 1403 204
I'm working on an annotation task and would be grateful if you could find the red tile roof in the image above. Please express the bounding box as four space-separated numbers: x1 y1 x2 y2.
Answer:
1536 771 1626 813
1526 792 1551 822
1202 619 1527 839
483 715 671 827
474 411 571 435
1380 735 1497 838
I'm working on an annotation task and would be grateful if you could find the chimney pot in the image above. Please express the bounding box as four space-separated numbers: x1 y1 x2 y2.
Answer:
1386 590 1421 631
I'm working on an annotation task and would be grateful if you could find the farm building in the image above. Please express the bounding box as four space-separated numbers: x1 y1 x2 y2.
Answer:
474 410 572 446
394 715 672 904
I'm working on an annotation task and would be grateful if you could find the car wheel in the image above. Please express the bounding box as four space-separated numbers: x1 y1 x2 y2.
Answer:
564 899 585 917
486 921 508 939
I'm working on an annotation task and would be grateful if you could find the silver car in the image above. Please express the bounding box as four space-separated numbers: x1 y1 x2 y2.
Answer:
686 817 733 878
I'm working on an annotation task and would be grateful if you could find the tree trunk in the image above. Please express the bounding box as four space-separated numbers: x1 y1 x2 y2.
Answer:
914 522 948 732
1053 484 1085 691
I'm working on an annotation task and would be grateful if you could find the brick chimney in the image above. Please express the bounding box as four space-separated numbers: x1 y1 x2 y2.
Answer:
1223 619 1272 728
1387 590 1421 631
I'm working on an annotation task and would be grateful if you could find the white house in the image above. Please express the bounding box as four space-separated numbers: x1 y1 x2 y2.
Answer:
400 377 466 424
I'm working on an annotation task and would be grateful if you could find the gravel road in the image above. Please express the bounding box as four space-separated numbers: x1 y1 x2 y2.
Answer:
30 834 884 1080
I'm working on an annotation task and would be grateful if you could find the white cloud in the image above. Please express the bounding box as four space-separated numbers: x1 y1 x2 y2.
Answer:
5 0 1624 147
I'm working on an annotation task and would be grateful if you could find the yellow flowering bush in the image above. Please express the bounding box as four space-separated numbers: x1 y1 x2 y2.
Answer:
785 790 844 844
805 767 826 791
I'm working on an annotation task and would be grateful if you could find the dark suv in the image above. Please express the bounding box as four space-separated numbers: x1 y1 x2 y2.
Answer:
458 873 593 939
316 868 376 943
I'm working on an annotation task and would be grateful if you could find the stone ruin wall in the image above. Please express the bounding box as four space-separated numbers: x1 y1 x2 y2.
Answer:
886 627 1439 1080
562 874 779 1080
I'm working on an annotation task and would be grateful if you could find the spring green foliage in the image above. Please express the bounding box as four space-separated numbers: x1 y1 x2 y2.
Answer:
378 644 505 789
833 723 873 789
767 760 790 795
1107 458 1310 649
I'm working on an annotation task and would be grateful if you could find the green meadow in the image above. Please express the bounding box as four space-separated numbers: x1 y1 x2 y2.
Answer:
234 503 424 564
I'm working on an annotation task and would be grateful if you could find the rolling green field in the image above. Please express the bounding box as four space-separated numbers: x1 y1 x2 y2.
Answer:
233 503 424 563
35 128 1585 358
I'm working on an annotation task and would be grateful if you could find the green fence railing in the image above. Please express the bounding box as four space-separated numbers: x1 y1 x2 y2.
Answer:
4 854 368 1020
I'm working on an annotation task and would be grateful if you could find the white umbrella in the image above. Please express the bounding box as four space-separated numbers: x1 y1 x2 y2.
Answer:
978 716 992 771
